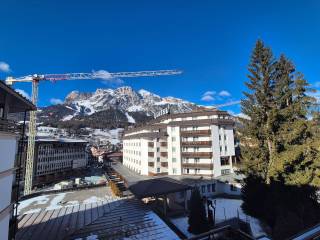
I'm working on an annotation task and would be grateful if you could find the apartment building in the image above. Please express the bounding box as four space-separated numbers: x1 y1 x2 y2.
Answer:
19 138 88 187
0 81 36 240
123 109 236 177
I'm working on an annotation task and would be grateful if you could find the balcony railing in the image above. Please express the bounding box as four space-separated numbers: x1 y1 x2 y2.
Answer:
0 118 20 134
161 162 168 167
180 130 211 136
160 152 168 157
181 141 212 147
160 142 167 147
181 152 213 158
182 163 213 170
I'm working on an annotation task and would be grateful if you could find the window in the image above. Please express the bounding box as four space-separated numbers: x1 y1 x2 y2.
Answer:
201 185 205 193
193 136 198 141
220 157 230 166
172 137 176 142
157 168 160 173
157 157 160 162
192 126 198 130
225 146 228 152
171 127 176 132
194 147 199 152
172 157 177 163
207 184 211 192
195 158 200 163
179 191 184 198
173 168 177 174
219 135 221 141
230 184 237 191
211 183 216 192
157 147 160 152
172 147 176 152
224 135 227 141
195 168 200 174
220 146 222 152
186 168 189 174
221 169 231 175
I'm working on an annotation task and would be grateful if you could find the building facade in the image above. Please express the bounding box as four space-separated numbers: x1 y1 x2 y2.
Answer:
20 138 88 187
0 81 36 240
123 109 236 177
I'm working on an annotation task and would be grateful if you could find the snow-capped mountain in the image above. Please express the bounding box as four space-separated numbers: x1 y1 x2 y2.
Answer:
38 86 198 128
64 86 196 116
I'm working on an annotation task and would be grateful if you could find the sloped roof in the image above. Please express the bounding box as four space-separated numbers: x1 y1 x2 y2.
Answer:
17 198 179 240
0 80 36 113
129 177 191 198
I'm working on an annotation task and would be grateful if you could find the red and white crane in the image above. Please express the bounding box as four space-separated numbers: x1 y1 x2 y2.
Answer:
6 69 182 195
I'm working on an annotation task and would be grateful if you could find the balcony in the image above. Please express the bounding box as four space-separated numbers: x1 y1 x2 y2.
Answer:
160 142 167 147
181 141 212 147
0 118 20 134
148 162 154 167
161 162 168 167
148 152 154 157
181 152 213 158
160 152 168 157
182 163 213 170
148 142 154 148
180 130 211 137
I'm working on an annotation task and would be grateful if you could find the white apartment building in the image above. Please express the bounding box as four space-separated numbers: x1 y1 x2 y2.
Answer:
0 81 36 240
123 109 236 177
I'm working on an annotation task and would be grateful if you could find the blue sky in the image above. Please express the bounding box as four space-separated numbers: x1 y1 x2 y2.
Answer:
0 0 320 114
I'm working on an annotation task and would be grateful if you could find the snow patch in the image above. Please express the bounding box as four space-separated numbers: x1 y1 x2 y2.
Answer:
125 112 135 123
62 114 73 121
83 196 104 204
45 193 66 211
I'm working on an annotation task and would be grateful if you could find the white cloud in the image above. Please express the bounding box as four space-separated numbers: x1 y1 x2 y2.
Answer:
213 100 241 108
93 70 124 85
16 89 31 100
203 91 216 96
201 91 216 102
219 90 231 97
201 94 215 101
0 61 11 72
50 98 63 105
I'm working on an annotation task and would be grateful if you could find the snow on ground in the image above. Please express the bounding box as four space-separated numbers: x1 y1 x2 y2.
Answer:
17 195 50 214
23 208 42 215
83 196 104 204
127 105 143 112
125 112 135 123
170 198 266 238
46 193 67 210
62 114 74 121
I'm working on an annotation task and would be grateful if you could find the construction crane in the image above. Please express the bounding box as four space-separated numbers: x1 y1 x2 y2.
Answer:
6 69 182 195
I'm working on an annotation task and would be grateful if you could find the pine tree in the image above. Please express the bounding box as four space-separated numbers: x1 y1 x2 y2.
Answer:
240 40 320 239
188 188 208 234
240 39 276 183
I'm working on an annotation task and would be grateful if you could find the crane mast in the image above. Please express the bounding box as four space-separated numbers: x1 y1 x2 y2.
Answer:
6 69 182 195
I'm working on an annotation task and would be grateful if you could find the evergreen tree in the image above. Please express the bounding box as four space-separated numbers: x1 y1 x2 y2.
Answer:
188 188 208 234
240 39 276 183
240 40 320 239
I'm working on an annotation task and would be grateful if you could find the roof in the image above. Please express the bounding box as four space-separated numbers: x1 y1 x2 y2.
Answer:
129 177 192 198
0 80 36 113
17 198 179 240
106 152 123 157
35 137 88 143
289 223 320 240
